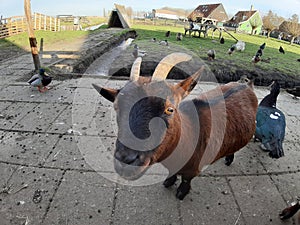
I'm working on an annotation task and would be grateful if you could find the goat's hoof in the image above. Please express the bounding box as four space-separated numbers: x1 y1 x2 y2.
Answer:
163 175 177 188
176 182 191 200
225 154 234 166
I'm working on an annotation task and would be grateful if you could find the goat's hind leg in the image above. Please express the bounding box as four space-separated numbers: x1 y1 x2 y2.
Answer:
163 174 177 188
225 154 235 166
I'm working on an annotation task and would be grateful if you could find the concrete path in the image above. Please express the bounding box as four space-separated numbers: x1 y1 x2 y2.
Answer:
0 45 299 225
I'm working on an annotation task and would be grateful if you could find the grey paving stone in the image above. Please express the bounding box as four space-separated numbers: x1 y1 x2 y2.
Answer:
113 183 181 225
180 176 244 225
0 131 59 166
256 142 300 173
271 173 300 203
44 134 93 170
228 175 290 225
0 102 38 130
47 105 73 134
13 103 67 132
202 143 266 176
0 163 64 225
43 170 115 225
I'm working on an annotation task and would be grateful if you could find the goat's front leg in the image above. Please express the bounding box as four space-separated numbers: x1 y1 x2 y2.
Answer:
176 176 192 200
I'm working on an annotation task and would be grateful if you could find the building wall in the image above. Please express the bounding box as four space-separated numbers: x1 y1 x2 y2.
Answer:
237 12 262 34
210 4 228 22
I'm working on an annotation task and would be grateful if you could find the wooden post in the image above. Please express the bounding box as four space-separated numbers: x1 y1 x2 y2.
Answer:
24 0 40 70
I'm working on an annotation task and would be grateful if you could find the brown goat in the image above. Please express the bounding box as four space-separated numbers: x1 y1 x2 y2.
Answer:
93 53 258 200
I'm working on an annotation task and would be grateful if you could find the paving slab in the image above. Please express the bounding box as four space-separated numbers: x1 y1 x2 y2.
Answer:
0 131 59 166
47 105 73 134
256 142 300 173
43 170 115 225
228 175 290 225
0 163 64 225
13 103 67 132
44 134 93 170
0 102 38 130
202 143 266 176
113 183 181 225
180 176 244 225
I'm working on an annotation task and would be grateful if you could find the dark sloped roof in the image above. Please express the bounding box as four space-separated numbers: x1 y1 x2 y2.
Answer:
188 3 228 22
228 10 257 24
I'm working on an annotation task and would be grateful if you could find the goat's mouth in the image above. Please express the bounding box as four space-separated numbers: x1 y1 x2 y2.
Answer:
114 155 151 180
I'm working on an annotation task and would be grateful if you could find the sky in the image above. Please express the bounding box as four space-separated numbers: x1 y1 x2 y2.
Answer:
1 0 300 19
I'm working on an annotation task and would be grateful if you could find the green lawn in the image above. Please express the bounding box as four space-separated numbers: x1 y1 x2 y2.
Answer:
131 24 300 78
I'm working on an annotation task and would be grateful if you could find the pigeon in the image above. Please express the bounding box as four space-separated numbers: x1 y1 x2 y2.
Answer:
207 49 216 61
255 81 286 158
220 37 225 44
132 44 147 58
279 46 285 54
28 68 52 93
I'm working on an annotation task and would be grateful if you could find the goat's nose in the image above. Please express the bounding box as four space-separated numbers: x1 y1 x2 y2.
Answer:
115 149 139 164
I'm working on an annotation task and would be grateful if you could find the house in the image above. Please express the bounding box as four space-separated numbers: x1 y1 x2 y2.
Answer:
152 9 180 20
225 7 262 34
188 3 228 25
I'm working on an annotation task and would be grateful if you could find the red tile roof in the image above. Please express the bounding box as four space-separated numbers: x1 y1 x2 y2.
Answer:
188 3 228 22
228 10 257 24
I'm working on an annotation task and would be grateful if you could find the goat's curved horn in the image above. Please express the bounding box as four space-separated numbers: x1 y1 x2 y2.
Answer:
152 53 192 82
130 57 142 81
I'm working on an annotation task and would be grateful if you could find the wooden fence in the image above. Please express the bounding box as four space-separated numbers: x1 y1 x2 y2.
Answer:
0 13 60 39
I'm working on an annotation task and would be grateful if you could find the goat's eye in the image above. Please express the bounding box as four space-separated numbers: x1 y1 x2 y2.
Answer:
164 107 174 115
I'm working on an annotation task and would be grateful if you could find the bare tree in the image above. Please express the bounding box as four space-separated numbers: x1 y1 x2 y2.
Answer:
280 14 300 44
262 10 285 38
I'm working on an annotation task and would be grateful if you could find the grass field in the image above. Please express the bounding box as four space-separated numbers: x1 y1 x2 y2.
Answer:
1 21 299 78
131 23 300 78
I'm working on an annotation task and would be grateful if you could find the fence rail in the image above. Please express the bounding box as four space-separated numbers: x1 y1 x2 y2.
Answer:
0 13 60 39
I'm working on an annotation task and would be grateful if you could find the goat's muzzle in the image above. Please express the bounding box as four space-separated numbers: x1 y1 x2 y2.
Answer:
114 139 151 180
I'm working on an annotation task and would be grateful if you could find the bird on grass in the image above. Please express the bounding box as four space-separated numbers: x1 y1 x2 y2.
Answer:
252 42 265 63
150 37 157 42
28 68 52 93
165 30 171 38
279 46 285 54
255 81 286 159
235 40 246 51
159 40 169 46
207 49 216 61
279 200 300 220
260 42 266 50
220 37 225 44
286 86 300 99
227 44 236 55
132 44 147 58
176 33 183 41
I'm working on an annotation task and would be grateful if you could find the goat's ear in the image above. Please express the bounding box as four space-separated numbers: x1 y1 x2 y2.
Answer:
92 84 119 102
174 67 203 99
